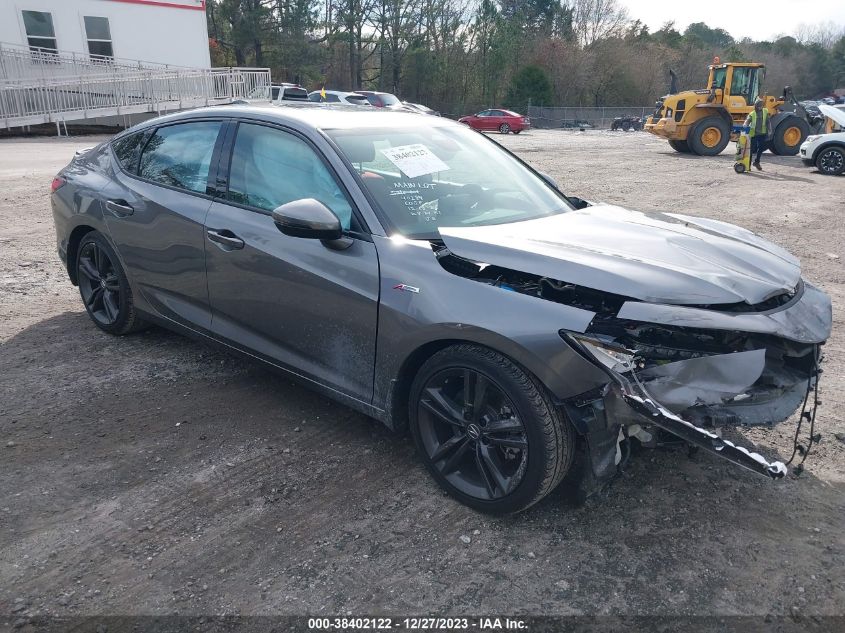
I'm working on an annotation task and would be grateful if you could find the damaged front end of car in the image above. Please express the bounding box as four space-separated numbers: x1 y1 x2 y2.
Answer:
433 211 832 492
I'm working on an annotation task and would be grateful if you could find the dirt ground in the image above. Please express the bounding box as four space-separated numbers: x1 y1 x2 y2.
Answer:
1 129 844 621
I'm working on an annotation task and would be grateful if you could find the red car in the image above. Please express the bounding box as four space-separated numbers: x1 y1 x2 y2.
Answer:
458 109 530 134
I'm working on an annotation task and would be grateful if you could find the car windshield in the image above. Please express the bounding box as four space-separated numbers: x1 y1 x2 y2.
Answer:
326 124 572 239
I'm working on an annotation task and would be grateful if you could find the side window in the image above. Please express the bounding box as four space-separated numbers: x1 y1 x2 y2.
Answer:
477 110 490 117
111 131 146 173
326 93 341 103
226 123 356 231
138 121 222 194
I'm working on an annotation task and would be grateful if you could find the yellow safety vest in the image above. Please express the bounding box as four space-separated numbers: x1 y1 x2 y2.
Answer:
747 109 769 137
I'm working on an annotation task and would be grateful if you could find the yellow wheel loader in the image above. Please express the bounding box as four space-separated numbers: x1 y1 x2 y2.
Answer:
644 60 812 156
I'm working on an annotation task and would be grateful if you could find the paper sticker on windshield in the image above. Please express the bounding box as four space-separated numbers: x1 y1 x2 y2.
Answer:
380 144 450 178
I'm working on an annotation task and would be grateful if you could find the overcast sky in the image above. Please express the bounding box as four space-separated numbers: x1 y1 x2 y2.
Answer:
620 0 845 42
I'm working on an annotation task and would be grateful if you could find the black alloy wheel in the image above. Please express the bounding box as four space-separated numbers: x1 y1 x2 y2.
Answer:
816 147 845 175
410 344 574 514
78 240 121 326
417 367 529 501
76 232 146 335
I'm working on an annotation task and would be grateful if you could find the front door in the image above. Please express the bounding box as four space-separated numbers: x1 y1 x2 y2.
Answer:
102 120 225 329
204 121 380 402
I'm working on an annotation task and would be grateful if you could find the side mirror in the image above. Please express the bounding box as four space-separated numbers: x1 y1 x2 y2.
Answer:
272 198 343 240
567 196 592 210
539 172 560 190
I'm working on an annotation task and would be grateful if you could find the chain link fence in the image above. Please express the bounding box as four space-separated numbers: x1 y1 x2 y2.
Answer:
527 106 654 130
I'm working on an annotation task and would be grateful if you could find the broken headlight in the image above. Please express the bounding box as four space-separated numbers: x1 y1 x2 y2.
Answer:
564 332 639 373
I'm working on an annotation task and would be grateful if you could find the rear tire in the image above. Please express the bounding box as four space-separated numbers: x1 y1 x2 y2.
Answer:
669 139 691 153
815 146 845 175
688 116 731 156
771 116 810 156
499 123 510 134
409 344 575 514
76 231 147 335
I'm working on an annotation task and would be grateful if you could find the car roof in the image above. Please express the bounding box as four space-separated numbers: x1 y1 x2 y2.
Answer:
129 103 447 134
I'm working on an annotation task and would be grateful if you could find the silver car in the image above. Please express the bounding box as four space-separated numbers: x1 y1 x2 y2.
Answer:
50 104 831 513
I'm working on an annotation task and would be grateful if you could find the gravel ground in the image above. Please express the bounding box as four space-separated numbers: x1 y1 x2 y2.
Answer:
1 130 844 620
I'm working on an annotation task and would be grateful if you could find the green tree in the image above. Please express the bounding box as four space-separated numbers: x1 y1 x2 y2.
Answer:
504 65 553 108
684 22 733 49
833 35 845 86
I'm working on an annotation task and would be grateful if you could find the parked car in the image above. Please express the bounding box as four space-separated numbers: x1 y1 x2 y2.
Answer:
247 83 310 103
610 116 643 131
560 119 593 130
51 106 830 513
402 101 440 116
822 97 836 106
308 90 371 106
800 104 845 175
356 90 405 109
459 109 530 134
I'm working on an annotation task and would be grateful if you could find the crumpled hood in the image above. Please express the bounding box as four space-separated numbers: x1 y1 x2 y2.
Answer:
439 205 801 305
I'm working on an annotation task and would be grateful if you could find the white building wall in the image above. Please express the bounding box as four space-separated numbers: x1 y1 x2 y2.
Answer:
0 0 211 68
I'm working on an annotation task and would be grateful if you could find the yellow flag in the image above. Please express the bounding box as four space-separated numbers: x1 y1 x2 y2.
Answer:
320 87 326 101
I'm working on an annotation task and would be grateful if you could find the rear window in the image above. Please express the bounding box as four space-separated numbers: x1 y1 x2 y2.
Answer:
138 121 222 194
281 87 308 101
346 95 369 106
111 131 146 173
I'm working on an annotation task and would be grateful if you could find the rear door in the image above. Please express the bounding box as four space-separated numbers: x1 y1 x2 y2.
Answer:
102 119 225 329
203 120 379 402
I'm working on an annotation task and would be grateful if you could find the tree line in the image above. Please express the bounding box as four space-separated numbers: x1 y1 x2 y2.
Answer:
206 0 845 115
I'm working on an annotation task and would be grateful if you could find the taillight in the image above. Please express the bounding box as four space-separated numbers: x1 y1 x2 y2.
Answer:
51 176 66 193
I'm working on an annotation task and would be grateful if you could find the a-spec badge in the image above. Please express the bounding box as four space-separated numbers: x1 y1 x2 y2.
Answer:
393 284 420 294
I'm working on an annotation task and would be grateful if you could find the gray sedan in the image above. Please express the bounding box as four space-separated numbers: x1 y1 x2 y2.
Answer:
50 104 831 513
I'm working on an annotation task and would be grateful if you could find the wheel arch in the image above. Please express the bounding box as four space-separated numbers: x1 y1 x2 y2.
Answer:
383 331 608 432
811 140 845 163
66 224 98 285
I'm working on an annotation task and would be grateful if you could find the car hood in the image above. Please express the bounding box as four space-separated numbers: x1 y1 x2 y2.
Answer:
819 104 845 128
438 205 801 306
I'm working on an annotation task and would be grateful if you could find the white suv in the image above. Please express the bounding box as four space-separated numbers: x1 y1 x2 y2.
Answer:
800 104 845 175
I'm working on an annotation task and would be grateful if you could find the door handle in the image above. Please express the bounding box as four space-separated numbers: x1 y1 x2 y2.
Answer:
206 229 245 250
105 199 134 217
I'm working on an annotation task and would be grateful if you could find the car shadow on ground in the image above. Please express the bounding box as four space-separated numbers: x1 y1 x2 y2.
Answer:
3 312 844 614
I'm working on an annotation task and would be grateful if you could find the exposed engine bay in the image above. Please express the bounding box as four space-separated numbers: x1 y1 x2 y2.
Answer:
433 241 826 488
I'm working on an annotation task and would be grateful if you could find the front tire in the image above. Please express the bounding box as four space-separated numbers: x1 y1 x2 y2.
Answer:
771 116 809 156
816 146 845 175
409 344 575 514
688 116 731 156
669 139 691 153
499 123 511 134
76 231 147 335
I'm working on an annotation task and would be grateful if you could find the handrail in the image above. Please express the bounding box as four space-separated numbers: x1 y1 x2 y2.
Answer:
0 41 271 130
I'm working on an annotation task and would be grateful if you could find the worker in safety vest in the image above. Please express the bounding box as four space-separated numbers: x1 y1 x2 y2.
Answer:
743 99 770 171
